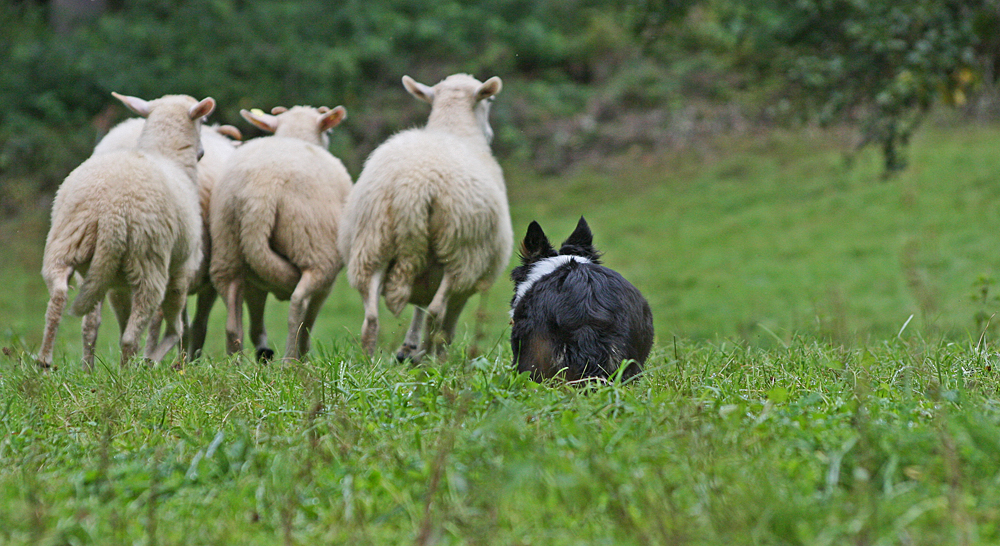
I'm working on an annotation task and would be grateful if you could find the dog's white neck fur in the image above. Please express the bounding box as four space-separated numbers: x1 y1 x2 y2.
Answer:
511 255 592 316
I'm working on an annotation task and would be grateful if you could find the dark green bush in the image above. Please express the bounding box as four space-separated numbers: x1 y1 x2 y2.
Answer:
3 0 999 215
4 0 705 214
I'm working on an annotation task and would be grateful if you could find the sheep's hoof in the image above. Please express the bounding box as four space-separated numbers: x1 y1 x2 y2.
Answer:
35 359 54 371
396 343 421 363
256 347 275 363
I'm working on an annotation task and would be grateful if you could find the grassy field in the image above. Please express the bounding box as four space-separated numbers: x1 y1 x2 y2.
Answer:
3 121 1000 544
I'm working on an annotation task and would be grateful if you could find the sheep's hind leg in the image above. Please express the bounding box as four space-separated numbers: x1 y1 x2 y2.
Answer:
103 289 131 366
285 269 332 361
413 291 470 361
187 284 217 358
120 283 164 367
222 279 245 355
419 273 453 359
38 264 73 369
300 286 331 358
146 281 187 363
440 292 471 351
107 289 131 337
360 268 385 356
147 305 187 358
146 309 164 355
396 307 426 362
246 284 273 362
81 300 102 370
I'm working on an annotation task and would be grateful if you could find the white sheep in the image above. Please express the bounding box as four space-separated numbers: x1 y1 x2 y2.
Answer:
338 73 512 360
82 118 242 363
209 105 352 361
38 92 216 368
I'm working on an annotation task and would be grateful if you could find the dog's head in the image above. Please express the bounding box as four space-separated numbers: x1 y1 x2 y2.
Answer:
511 217 603 293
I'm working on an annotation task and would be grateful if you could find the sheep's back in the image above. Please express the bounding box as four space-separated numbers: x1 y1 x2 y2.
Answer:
54 153 188 221
218 136 351 273
359 129 503 192
92 118 145 155
48 151 201 272
353 129 506 234
345 128 512 294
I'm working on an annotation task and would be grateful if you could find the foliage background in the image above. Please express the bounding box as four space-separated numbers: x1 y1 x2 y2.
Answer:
6 0 998 216
2 0 701 211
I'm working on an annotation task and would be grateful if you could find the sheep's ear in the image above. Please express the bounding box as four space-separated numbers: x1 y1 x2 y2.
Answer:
271 106 288 115
559 217 601 262
476 77 502 101
216 125 242 141
240 108 279 133
318 106 346 132
520 221 555 261
402 75 435 104
112 92 151 118
189 97 216 120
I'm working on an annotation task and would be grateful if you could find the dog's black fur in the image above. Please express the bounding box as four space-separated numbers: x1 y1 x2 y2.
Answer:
510 217 654 382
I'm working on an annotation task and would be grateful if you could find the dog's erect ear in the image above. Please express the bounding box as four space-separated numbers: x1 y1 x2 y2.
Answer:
563 217 593 248
519 221 556 262
559 216 601 262
523 221 552 254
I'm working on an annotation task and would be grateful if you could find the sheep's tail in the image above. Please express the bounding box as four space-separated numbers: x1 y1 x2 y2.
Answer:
384 262 419 316
383 191 432 316
239 212 301 290
70 215 127 316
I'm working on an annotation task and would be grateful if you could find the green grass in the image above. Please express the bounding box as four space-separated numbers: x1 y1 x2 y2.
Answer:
4 121 1000 543
3 340 1000 544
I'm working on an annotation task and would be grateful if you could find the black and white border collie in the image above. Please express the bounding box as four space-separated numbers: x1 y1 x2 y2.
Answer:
509 217 654 382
